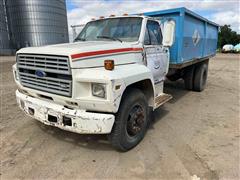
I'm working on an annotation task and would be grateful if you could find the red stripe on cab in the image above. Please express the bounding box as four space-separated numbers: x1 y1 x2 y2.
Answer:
71 48 143 60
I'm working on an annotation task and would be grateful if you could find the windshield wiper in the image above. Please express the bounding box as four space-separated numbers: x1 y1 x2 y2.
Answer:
97 36 122 42
74 37 86 42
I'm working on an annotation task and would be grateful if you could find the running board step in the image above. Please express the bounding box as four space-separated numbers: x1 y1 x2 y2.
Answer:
155 93 172 108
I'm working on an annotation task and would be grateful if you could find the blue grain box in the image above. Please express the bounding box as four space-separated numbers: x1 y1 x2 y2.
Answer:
144 7 219 65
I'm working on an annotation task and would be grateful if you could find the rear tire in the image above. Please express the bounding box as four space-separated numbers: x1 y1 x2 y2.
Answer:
109 88 149 152
193 62 208 92
183 66 195 90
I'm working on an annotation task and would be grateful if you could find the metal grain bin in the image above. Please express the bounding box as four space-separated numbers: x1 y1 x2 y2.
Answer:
6 0 69 49
0 0 11 55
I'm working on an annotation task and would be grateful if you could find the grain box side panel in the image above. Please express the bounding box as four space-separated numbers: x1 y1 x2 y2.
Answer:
204 23 218 56
181 14 205 62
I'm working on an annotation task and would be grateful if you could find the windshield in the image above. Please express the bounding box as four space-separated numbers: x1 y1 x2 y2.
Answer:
75 17 143 42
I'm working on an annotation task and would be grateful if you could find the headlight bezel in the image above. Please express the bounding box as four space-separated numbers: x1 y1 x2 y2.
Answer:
91 83 106 99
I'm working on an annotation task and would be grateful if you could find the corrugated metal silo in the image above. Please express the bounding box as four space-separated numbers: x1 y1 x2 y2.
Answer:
6 0 69 49
0 0 11 55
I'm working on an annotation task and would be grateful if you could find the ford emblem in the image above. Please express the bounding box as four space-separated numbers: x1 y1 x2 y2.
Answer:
35 70 46 78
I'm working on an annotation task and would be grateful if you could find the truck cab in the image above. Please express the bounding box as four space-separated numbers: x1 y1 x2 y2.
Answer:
13 11 215 151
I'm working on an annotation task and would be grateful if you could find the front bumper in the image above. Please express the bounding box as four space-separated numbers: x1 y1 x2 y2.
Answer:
16 90 115 134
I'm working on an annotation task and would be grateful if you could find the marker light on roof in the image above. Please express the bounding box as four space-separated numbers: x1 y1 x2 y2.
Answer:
99 16 104 19
123 13 128 16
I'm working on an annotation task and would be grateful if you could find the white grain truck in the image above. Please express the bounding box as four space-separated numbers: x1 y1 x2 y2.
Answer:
13 8 218 151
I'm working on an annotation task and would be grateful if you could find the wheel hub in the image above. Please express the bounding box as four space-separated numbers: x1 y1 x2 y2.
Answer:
127 105 145 136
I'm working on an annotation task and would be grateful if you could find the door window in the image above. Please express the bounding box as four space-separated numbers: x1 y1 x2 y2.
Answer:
144 27 151 45
144 20 162 45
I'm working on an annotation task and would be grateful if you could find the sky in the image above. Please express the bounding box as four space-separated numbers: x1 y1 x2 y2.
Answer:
66 0 240 40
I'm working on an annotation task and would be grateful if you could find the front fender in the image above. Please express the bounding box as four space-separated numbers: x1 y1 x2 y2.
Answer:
111 64 155 112
111 64 154 87
74 63 154 112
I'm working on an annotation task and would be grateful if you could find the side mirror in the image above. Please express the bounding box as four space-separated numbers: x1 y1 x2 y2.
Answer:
162 20 175 47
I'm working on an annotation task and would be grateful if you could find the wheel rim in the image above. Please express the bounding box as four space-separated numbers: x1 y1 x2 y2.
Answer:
126 104 145 137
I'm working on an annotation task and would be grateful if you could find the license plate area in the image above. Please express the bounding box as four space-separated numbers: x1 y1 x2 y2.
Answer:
48 114 58 123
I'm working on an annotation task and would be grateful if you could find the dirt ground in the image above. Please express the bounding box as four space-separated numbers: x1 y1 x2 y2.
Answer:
0 53 239 180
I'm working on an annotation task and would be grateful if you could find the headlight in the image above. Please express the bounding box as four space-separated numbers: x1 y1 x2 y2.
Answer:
92 83 106 98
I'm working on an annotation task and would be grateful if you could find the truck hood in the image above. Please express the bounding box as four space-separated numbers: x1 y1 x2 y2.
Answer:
17 41 143 68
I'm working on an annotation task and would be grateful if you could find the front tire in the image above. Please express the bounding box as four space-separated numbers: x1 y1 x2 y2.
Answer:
109 88 149 151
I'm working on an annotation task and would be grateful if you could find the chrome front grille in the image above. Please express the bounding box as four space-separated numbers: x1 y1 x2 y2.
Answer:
18 54 70 75
17 54 72 97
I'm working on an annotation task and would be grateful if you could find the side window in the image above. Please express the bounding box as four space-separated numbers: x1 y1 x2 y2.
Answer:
145 20 162 45
144 28 150 45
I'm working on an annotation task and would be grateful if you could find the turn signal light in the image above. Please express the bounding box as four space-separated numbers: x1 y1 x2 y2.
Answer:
104 60 114 70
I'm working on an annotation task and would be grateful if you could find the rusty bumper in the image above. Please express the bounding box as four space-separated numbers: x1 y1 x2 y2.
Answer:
16 90 115 134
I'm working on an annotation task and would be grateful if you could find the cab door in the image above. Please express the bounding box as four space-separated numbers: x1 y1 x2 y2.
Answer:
143 20 169 84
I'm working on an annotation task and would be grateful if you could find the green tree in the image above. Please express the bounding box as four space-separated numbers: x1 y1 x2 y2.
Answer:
218 25 240 48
